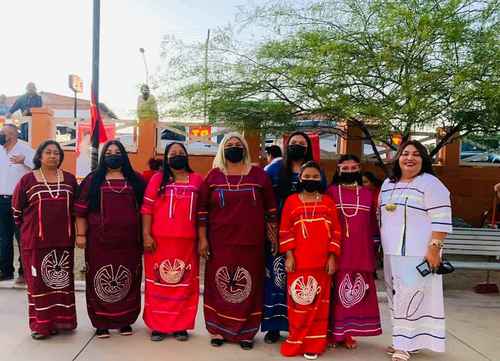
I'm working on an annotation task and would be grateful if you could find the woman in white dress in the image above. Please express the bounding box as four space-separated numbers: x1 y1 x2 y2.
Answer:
379 140 452 361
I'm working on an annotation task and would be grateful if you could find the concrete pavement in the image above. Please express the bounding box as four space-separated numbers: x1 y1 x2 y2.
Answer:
0 287 499 361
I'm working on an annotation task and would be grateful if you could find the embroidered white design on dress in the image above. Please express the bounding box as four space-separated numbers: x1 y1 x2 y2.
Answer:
290 275 320 305
158 258 190 284
273 255 286 290
338 273 369 308
215 266 252 304
41 250 71 289
94 265 132 303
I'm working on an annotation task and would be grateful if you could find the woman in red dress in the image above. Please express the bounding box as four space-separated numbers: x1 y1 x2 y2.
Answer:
198 132 277 350
12 140 78 339
142 142 203 342
280 161 342 360
75 140 145 339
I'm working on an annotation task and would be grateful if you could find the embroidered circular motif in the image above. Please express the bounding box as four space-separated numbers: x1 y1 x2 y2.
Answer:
338 273 369 309
94 264 132 303
215 266 252 304
41 250 71 290
290 275 320 305
273 255 286 290
159 258 190 284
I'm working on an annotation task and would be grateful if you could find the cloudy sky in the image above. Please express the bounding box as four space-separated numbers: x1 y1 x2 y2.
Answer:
2 0 263 118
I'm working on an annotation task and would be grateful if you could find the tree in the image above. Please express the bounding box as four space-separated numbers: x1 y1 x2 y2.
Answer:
157 0 500 171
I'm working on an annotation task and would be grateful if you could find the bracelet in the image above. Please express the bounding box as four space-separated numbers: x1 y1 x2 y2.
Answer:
429 238 444 249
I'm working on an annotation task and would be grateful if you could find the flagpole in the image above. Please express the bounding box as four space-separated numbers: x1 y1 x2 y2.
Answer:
91 0 101 170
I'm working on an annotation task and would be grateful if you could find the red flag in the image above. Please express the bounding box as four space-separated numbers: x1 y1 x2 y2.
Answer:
90 92 108 144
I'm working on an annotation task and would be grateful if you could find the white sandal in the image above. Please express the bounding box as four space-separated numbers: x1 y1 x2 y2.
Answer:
387 346 421 355
392 350 411 361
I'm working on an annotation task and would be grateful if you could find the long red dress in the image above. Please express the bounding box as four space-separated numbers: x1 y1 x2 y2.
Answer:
141 172 203 333
326 185 382 342
74 176 143 329
12 171 78 336
279 193 341 357
197 166 277 342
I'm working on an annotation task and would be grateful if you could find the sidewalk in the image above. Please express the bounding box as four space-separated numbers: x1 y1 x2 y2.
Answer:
0 287 498 361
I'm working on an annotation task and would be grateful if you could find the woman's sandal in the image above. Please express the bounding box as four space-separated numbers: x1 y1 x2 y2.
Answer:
343 335 357 349
392 350 411 361
31 332 47 340
386 346 421 355
210 336 225 347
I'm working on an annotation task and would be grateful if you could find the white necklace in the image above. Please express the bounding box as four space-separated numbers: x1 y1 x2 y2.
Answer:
40 169 61 199
225 174 244 190
337 184 360 238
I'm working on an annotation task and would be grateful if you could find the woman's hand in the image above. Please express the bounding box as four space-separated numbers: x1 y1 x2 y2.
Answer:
326 254 337 275
425 245 442 270
285 251 295 273
76 235 86 249
199 237 210 259
266 223 278 256
143 233 156 252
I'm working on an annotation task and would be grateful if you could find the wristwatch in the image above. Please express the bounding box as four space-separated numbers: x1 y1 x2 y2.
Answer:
429 238 444 249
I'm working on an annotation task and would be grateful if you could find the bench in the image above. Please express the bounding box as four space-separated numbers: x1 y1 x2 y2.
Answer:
444 227 500 293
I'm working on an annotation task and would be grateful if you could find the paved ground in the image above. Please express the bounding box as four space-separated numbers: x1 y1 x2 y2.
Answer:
0 286 499 361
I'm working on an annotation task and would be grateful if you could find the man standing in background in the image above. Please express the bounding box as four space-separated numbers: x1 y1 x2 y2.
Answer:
0 124 35 283
5 82 43 141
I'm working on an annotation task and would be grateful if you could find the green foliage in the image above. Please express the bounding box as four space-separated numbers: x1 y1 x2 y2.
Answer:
156 0 499 162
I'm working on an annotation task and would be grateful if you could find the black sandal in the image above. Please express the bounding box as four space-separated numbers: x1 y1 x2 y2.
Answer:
264 330 280 344
210 338 224 347
31 332 47 340
240 341 254 350
174 331 189 341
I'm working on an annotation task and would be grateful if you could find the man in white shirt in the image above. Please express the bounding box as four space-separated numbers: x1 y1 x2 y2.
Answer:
0 124 35 282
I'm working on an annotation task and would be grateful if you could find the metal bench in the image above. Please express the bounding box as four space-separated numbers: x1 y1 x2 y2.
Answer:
444 227 500 292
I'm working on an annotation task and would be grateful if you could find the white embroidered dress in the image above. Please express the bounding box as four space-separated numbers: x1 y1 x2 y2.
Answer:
380 173 452 353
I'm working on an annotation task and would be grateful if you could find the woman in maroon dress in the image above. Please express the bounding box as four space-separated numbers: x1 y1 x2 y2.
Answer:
75 140 145 338
198 132 277 350
12 140 78 339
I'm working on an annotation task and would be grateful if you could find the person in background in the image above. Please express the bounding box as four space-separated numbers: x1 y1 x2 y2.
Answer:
279 161 341 360
380 140 452 361
264 145 283 171
362 171 383 199
327 155 382 349
75 140 145 339
0 124 34 283
12 141 77 339
198 132 277 350
143 158 163 183
0 95 9 116
6 83 43 141
142 142 203 342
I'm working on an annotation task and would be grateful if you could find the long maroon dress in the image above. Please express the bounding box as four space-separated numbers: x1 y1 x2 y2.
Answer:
197 166 277 342
74 176 143 330
326 185 382 342
12 171 78 336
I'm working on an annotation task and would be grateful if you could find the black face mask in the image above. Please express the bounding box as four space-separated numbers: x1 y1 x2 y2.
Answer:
0 134 6 146
300 179 323 193
168 155 188 170
338 172 361 185
224 147 244 163
104 154 124 169
287 144 307 161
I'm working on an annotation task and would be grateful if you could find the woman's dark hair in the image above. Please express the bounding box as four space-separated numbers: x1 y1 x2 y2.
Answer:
148 158 162 171
159 142 194 194
85 140 145 211
298 160 327 193
33 140 64 170
278 131 314 198
331 154 363 185
391 140 435 182
361 171 383 188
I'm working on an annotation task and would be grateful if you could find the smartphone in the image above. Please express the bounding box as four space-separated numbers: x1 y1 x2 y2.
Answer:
416 260 432 277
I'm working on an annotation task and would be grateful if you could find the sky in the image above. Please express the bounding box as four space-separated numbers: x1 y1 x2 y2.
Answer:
1 0 263 118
